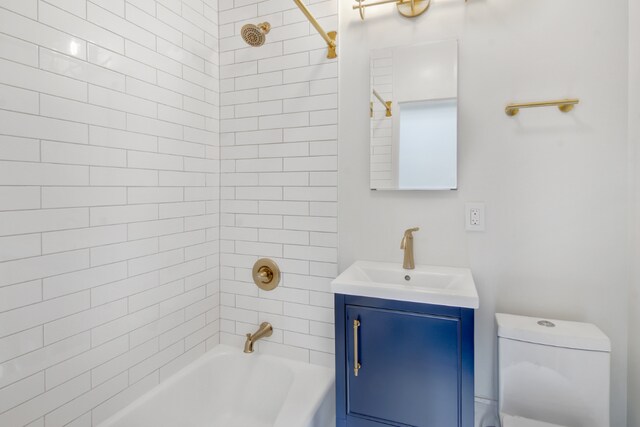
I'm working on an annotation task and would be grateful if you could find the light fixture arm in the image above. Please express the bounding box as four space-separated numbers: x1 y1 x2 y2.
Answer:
353 0 468 20
372 89 392 117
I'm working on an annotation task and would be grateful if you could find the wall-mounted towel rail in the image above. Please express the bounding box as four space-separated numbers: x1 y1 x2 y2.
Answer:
505 99 580 116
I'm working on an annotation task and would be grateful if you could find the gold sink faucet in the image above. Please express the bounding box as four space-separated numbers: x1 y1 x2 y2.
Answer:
400 227 419 270
243 322 273 353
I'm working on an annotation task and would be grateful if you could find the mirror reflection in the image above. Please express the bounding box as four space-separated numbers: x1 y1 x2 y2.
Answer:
370 40 458 190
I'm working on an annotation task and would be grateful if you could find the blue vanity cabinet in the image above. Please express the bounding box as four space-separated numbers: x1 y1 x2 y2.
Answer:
334 294 474 427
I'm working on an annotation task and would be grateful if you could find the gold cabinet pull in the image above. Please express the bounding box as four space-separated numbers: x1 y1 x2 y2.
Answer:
353 319 361 377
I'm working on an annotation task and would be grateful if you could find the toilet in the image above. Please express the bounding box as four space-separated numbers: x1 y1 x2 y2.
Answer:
496 313 611 427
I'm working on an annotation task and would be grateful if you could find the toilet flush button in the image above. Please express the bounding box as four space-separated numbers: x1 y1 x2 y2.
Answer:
537 320 556 328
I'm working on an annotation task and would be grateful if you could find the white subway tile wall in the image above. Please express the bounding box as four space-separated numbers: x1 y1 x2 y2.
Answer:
218 0 337 363
0 0 220 426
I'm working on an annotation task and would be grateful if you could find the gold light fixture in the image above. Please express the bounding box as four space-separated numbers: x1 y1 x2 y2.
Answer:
505 98 580 117
354 0 467 20
371 88 392 117
293 0 337 59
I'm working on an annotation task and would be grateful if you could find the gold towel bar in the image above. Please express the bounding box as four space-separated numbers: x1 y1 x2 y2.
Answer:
505 99 580 116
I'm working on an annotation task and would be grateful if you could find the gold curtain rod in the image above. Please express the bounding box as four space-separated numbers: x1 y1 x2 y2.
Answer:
293 0 337 59
372 89 392 117
505 99 580 116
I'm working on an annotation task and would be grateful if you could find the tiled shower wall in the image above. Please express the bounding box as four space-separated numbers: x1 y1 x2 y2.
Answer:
218 0 338 364
0 1 219 425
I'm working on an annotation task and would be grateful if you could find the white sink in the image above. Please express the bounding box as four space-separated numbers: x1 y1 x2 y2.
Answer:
331 260 479 309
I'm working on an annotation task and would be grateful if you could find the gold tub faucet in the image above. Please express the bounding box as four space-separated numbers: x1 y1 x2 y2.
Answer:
243 322 273 353
400 227 419 270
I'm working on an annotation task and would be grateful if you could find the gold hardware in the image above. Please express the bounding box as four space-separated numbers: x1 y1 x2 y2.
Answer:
241 22 271 47
243 322 273 353
293 0 337 59
397 0 431 18
257 22 271 33
353 0 467 20
353 319 361 377
355 0 366 19
372 89 392 117
252 258 281 291
505 98 580 117
400 227 419 270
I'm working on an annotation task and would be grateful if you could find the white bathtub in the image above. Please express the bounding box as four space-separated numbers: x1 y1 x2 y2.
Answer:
98 345 335 427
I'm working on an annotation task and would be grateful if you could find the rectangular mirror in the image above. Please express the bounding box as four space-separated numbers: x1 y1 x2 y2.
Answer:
370 40 458 190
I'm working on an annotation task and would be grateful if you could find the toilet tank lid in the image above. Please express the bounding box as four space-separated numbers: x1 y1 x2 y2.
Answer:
496 313 611 352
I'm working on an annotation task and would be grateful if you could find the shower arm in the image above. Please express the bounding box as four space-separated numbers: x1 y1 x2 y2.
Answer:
293 0 337 59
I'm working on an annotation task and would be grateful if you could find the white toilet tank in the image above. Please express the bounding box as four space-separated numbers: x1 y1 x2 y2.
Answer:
496 313 611 427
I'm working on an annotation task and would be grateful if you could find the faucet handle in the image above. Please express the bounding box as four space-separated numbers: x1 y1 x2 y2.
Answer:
400 227 419 249
404 227 419 236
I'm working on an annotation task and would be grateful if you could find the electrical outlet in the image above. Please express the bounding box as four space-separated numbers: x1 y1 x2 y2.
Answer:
465 203 485 231
470 209 480 225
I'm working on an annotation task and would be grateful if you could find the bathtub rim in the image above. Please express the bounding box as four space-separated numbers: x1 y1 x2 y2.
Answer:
96 344 335 427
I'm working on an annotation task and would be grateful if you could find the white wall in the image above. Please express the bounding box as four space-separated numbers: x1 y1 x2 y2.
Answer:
0 1 219 425
339 0 629 425
628 0 640 423
217 0 338 363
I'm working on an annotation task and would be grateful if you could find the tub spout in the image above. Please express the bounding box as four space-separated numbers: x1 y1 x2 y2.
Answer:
243 322 273 353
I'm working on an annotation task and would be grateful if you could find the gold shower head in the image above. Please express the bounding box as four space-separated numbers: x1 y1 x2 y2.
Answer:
240 22 271 47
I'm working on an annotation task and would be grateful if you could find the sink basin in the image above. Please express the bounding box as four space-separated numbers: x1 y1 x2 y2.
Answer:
331 260 479 308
